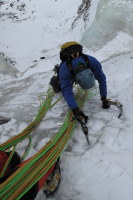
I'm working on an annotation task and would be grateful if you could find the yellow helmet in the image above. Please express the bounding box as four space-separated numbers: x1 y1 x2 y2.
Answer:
61 41 80 51
60 41 82 61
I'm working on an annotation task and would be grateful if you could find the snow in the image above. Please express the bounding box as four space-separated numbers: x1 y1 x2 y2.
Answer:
0 0 133 200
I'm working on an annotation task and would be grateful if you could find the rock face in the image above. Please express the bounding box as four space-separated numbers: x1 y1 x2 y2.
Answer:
0 55 19 77
0 0 35 22
71 0 91 29
0 116 11 125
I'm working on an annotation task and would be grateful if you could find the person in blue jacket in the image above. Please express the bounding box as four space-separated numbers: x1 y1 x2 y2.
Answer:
58 41 110 122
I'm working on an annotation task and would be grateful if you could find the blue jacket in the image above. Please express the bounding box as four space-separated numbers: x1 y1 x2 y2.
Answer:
59 55 107 110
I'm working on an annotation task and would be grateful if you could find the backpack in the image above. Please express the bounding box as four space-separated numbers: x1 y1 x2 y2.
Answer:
50 42 95 92
50 64 61 93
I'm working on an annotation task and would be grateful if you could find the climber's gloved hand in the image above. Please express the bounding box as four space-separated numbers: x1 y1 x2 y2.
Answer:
72 107 88 123
101 97 110 109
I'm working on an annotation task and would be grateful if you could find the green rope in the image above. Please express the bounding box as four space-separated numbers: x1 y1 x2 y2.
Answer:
22 136 32 160
0 88 55 151
0 87 98 200
0 90 80 198
0 146 16 178
50 96 63 108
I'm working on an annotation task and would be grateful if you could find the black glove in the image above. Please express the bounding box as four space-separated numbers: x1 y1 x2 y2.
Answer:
72 107 88 123
101 97 110 109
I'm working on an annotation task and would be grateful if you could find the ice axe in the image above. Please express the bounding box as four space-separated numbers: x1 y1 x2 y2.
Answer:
107 100 123 118
72 116 90 145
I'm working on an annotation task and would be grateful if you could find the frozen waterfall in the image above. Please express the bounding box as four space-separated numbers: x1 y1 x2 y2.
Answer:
81 0 133 50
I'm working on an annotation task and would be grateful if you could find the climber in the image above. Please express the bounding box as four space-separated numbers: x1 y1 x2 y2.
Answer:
50 41 110 122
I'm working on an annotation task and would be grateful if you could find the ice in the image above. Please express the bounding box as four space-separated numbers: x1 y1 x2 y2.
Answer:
0 0 133 200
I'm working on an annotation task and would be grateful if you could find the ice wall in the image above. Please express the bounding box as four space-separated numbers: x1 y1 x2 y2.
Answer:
81 0 133 50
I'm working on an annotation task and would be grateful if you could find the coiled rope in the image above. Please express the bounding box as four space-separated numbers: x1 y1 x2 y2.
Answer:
0 86 98 200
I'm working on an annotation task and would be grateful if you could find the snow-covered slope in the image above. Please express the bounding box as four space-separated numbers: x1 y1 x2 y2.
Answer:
0 0 84 73
0 0 133 200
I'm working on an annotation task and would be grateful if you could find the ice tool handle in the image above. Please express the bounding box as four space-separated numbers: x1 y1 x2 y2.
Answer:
72 115 90 145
